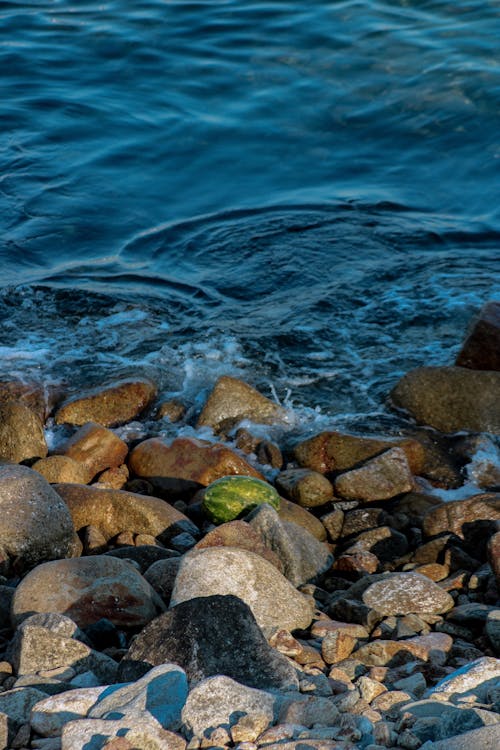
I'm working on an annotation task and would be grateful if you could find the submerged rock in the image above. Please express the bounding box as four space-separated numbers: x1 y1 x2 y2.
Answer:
196 375 287 432
118 594 299 690
390 366 500 433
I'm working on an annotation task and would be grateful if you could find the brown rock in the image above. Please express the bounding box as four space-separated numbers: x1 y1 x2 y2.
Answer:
311 617 369 639
321 630 357 664
197 375 287 432
422 493 500 548
32 456 93 484
334 447 415 502
156 400 186 422
414 563 449 582
341 507 387 538
352 632 453 667
342 526 409 562
255 440 283 469
487 531 500 585
332 551 379 576
456 301 500 371
277 496 327 541
0 379 57 422
390 366 500 434
11 555 164 629
54 483 198 544
275 469 334 508
321 508 344 542
95 464 129 490
128 436 263 487
55 378 157 427
60 422 129 478
0 401 47 463
194 520 283 571
294 431 425 475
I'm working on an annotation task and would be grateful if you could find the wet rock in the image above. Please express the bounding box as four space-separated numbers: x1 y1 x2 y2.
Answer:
143 557 182 605
275 469 334 508
456 301 500 371
0 379 53 422
11 555 164 629
334 447 415 502
128 436 263 489
426 656 500 704
0 400 48 463
247 504 332 586
32 456 94 484
362 572 454 615
54 483 197 545
293 431 425 475
422 493 500 553
59 422 129 479
156 400 186 422
55 378 157 427
196 375 287 432
352 633 453 667
118 594 299 690
277 496 327 541
194 520 283 571
170 547 314 634
88 663 188 730
255 439 283 469
390 366 500 434
342 526 409 563
180 675 276 739
0 464 75 574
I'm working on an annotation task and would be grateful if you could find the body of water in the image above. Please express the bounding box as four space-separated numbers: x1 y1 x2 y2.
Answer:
1 0 499 438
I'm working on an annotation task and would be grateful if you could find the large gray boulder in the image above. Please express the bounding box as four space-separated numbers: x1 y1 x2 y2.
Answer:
0 464 75 574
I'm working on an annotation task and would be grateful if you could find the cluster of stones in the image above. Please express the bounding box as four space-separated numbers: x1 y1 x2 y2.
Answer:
0 302 498 750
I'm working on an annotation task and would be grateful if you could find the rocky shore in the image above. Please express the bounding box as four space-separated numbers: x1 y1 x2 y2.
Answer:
0 302 499 750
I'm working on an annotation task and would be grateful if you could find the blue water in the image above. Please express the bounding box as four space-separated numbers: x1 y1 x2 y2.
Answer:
1 0 499 435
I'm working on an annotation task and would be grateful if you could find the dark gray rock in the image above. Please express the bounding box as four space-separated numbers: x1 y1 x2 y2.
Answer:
118 594 299 691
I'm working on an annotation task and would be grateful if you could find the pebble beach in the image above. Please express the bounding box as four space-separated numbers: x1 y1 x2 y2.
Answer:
0 302 498 750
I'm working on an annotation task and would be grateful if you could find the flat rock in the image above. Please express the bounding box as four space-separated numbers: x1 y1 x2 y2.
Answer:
293 431 425 475
334 447 414 502
11 555 164 629
0 464 75 574
352 633 453 667
196 375 287 432
31 686 108 736
362 572 454 615
194 520 283 571
390 366 500 434
118 594 299 690
180 675 276 739
0 400 48 463
54 483 198 544
423 494 500 552
247 504 332 586
32 456 94 484
170 547 314 634
426 657 500 704
128 436 263 488
88 663 188 730
60 422 129 479
61 715 185 750
456 301 500 371
55 378 157 427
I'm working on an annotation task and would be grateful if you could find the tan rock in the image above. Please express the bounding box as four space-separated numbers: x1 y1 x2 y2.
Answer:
362 572 454 615
55 378 157 427
352 633 453 667
197 376 287 432
390 366 500 434
60 422 128 478
293 431 425 475
321 630 357 664
414 563 449 582
423 493 500 539
156 400 186 422
277 496 327 541
357 676 387 703
95 464 129 490
0 379 60 422
0 401 47 463
275 469 334 508
311 618 369 639
11 555 164 629
128 436 263 487
334 447 415 502
456 301 500 371
54 483 197 544
332 551 379 576
194 520 283 571
32 456 93 485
